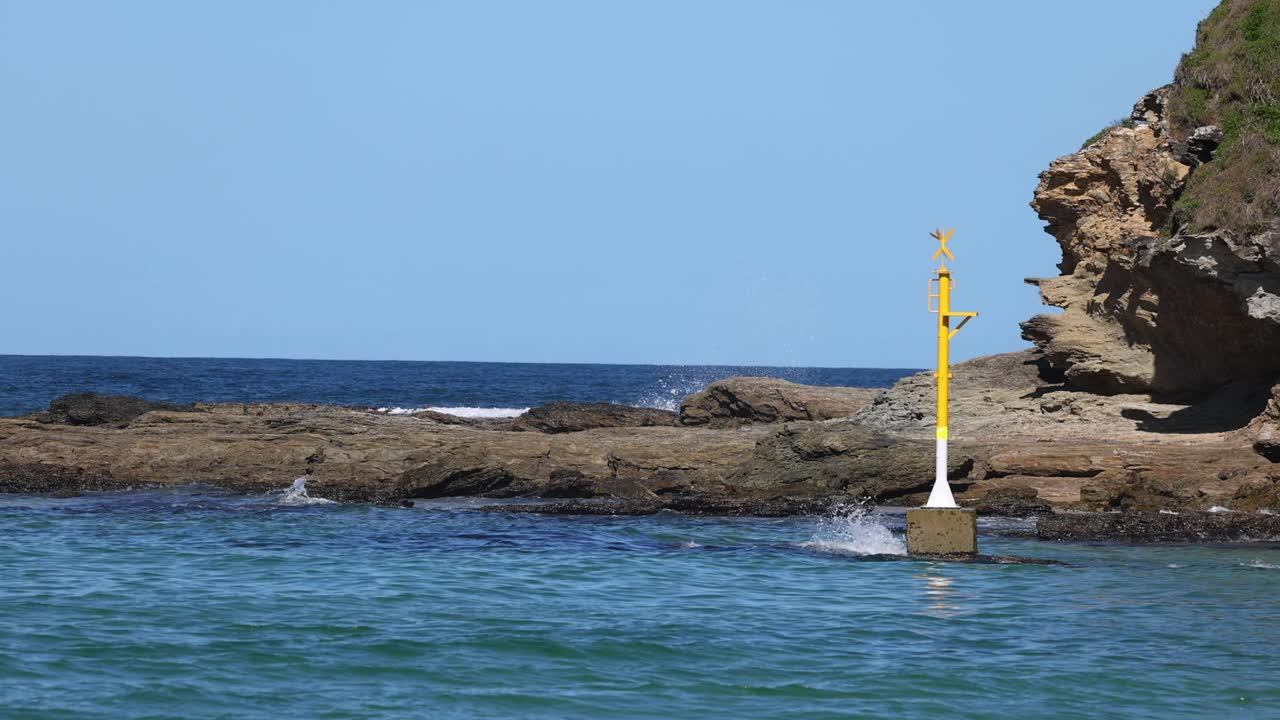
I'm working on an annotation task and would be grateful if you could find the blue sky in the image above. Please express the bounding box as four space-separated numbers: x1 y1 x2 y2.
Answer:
0 0 1218 366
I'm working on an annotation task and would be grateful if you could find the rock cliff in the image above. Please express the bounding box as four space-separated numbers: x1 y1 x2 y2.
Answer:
1023 0 1280 397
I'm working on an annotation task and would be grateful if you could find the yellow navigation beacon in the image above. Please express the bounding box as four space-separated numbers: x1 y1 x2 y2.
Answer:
925 228 977 508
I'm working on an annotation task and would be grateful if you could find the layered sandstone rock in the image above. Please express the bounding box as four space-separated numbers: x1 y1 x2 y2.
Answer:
1024 84 1280 396
0 400 762 504
679 377 879 428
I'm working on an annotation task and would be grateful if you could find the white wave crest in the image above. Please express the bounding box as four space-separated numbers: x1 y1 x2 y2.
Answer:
801 503 906 556
277 476 336 506
375 406 529 418
1242 560 1280 570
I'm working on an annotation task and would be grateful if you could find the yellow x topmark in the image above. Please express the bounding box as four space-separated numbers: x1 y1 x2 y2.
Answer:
930 228 955 262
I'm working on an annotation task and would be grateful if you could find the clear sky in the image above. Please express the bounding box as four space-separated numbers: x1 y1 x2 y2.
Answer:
0 0 1219 367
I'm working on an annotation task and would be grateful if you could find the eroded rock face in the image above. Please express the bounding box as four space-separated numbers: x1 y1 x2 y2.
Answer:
679 377 879 428
726 422 973 501
1024 87 1280 395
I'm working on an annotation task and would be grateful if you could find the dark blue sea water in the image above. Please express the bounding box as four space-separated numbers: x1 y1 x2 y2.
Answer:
0 355 916 417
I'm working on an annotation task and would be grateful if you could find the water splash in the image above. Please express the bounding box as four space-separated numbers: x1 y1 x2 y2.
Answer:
801 503 906 556
277 476 336 506
627 368 730 411
1242 560 1280 570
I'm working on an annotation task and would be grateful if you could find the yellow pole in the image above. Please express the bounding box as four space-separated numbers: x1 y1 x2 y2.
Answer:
926 229 975 508
937 266 950 443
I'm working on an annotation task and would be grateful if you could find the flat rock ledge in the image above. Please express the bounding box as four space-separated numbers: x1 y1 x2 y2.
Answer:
680 377 879 428
1037 511 1280 543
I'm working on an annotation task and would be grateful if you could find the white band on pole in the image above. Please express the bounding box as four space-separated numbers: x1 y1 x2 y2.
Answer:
925 438 957 508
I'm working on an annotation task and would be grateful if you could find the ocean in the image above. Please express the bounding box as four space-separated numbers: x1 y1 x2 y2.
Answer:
0 355 915 418
2 356 1279 718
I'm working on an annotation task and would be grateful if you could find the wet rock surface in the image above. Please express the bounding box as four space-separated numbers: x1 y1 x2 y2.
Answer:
471 496 840 518
1037 511 1280 543
0 462 139 495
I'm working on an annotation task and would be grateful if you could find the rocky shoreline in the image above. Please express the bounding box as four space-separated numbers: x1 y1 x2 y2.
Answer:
2 357 1279 544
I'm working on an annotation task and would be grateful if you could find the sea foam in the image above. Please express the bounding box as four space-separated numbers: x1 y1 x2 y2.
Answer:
375 406 529 418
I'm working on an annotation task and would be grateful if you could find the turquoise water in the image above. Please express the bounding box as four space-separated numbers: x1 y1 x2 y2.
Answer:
3 488 1279 719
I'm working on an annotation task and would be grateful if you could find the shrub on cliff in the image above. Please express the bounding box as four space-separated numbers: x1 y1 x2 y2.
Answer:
1166 0 1280 236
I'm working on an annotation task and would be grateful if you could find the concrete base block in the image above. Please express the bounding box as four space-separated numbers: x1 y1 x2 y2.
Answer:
906 508 977 556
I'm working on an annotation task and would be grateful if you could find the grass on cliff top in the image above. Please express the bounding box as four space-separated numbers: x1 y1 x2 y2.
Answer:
1166 0 1280 236
1080 118 1136 150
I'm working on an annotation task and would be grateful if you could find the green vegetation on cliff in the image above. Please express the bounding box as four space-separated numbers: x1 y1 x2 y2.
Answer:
1167 0 1280 236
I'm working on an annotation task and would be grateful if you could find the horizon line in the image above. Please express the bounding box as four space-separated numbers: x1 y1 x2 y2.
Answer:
0 352 926 372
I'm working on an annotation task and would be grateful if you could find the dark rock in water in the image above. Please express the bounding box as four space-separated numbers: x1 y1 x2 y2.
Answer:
969 486 1055 517
479 499 665 516
680 377 878 428
908 553 1064 566
33 393 192 428
477 495 838 517
0 462 137 494
1037 511 1280 543
505 402 678 433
